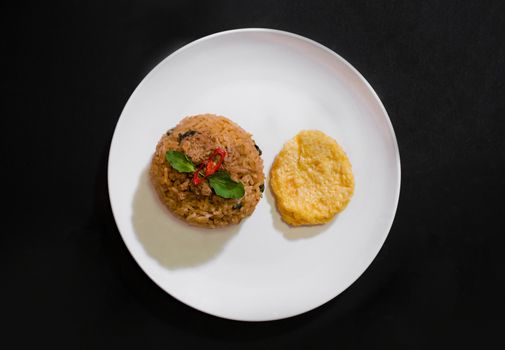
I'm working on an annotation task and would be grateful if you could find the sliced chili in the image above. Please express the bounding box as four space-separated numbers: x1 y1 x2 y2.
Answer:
205 147 227 177
192 163 206 185
192 147 227 186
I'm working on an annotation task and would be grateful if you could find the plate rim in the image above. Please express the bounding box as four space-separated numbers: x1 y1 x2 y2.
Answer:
107 27 402 321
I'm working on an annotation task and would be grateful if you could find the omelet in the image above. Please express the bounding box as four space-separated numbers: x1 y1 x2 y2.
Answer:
270 130 354 226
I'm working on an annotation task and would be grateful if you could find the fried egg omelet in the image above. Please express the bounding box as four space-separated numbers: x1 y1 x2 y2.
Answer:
270 130 354 226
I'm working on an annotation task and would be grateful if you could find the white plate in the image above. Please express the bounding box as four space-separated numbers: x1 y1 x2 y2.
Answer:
108 28 401 321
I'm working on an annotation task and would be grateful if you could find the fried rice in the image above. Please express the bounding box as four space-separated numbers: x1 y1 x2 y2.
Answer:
150 114 264 228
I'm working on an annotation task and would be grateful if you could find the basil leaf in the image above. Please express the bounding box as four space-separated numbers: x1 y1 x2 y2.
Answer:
178 130 198 144
254 143 262 155
208 170 245 199
165 151 196 173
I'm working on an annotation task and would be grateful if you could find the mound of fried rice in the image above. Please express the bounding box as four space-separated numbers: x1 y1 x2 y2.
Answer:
150 114 264 228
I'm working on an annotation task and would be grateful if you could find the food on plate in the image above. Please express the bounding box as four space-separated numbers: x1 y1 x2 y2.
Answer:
270 130 354 226
150 114 264 228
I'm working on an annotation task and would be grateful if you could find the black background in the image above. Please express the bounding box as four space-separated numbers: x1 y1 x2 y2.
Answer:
3 1 505 349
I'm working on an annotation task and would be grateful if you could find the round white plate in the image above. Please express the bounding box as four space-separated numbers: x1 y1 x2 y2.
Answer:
108 28 401 321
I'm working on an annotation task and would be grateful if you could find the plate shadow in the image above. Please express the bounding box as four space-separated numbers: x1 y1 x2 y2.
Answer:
131 166 240 269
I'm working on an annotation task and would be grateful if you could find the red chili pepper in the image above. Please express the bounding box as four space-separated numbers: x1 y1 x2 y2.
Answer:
205 147 227 177
192 163 206 185
192 147 227 186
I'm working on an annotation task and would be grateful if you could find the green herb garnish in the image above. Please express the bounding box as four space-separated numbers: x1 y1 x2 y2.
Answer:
254 143 262 156
166 149 244 200
165 151 196 173
208 170 245 199
178 130 198 144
